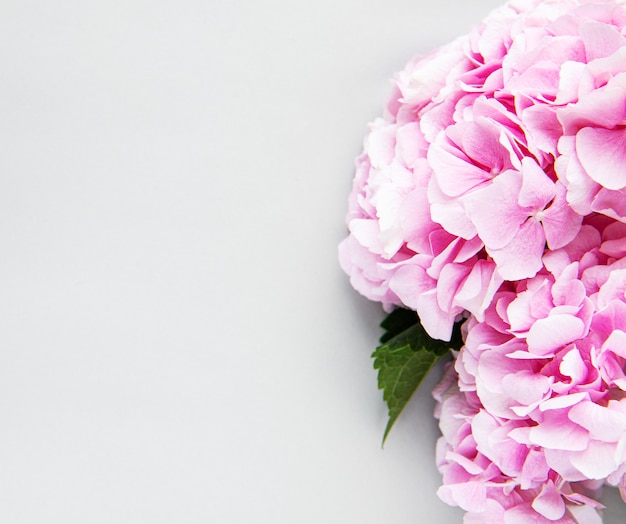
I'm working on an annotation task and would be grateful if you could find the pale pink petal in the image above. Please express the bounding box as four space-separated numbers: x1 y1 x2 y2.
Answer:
551 262 585 307
602 329 626 360
580 20 626 62
540 392 588 412
518 157 555 209
366 123 396 168
437 263 471 312
428 178 478 240
502 370 551 405
523 104 562 156
395 122 428 166
576 127 626 190
527 314 586 355
464 499 505 524
566 504 603 524
464 170 526 250
519 448 549 489
569 440 620 479
541 182 583 250
529 413 589 451
437 481 487 512
399 189 438 254
559 348 588 384
559 84 626 135
568 401 626 443
532 481 566 521
490 217 546 280
453 260 503 321
388 264 455 341
428 137 492 198
504 503 575 524
544 448 591 482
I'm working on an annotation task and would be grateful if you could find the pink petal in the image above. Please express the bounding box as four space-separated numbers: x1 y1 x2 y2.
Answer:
602 329 626 360
532 481 566 521
520 448 549 489
527 314 585 355
576 127 626 190
488 219 545 280
580 20 626 62
428 136 492 198
559 348 588 384
540 392 588 412
464 499 505 524
504 503 575 524
541 182 582 250
559 84 626 135
501 370 551 405
529 413 589 451
569 401 626 443
388 264 455 341
569 440 620 479
566 504 603 524
366 124 396 167
437 263 471 312
464 170 526 250
454 260 503 321
522 104 562 156
544 448 591 482
518 157 555 209
436 481 487 512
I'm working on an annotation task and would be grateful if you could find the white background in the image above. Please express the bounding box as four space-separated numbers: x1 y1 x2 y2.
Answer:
1 0 625 522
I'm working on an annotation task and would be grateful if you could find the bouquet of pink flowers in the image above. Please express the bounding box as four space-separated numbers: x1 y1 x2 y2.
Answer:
339 0 626 522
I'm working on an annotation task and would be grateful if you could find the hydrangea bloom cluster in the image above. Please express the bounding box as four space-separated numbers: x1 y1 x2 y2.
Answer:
339 0 626 521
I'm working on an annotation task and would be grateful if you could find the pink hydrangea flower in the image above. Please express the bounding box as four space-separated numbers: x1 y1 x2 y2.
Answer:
434 363 605 524
442 218 626 519
340 0 626 520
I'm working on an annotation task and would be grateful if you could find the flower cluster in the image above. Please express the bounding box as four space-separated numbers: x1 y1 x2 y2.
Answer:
339 0 626 521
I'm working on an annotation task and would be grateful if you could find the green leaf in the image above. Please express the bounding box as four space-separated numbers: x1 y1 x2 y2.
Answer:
372 310 462 445
379 308 421 344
